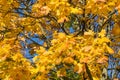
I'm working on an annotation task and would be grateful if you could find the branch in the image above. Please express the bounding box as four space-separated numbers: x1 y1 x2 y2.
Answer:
38 22 51 48
100 9 117 31
85 63 93 80
17 24 46 48
74 0 86 36
15 10 47 19
48 14 69 35
21 33 43 47
60 23 69 35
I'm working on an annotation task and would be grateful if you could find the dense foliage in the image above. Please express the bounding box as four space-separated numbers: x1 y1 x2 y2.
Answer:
0 0 120 80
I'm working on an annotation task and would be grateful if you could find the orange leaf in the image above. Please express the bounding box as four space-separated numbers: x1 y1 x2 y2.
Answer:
111 23 120 36
58 16 69 23
63 57 74 64
97 56 108 64
80 57 90 63
82 46 92 52
113 78 119 80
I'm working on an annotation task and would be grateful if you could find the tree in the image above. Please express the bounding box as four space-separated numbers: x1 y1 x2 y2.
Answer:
0 0 120 80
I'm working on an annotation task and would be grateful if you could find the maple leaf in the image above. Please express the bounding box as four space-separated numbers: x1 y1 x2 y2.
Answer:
82 46 92 52
63 57 74 64
40 6 51 15
58 16 69 23
0 0 120 79
97 56 108 64
55 57 62 65
80 57 90 63
106 46 114 54
98 29 106 37
74 63 84 74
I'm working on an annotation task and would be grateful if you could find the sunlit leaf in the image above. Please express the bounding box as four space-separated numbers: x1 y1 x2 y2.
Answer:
74 63 84 74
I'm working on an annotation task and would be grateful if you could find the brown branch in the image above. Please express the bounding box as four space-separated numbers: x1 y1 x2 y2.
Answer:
21 33 45 47
99 9 117 31
38 22 51 48
15 10 48 19
85 63 93 80
17 24 46 48
74 0 86 36
48 14 69 35
60 23 69 35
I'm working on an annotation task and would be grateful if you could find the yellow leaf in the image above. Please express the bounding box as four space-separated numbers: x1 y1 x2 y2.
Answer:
58 32 66 40
82 46 92 52
106 46 114 54
39 66 45 72
63 57 74 64
40 6 51 15
56 10 60 16
108 2 115 7
7 0 13 4
93 76 99 80
0 22 5 27
98 29 106 37
51 39 58 45
12 53 23 61
70 8 82 14
57 68 66 77
55 57 62 65
74 63 83 73
84 30 94 36
31 67 39 74
80 57 90 63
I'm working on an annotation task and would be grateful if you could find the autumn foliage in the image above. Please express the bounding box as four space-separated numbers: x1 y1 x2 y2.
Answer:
0 0 120 80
